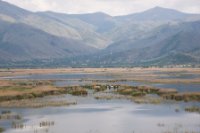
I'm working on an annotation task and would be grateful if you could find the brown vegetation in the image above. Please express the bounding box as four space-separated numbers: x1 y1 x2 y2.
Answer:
83 85 107 92
185 106 200 113
163 92 200 101
117 85 172 97
117 85 200 102
0 85 67 102
0 80 88 107
157 88 178 95
0 99 76 108
66 87 88 96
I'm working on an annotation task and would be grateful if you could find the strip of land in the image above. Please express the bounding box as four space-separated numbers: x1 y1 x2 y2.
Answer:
1 68 200 84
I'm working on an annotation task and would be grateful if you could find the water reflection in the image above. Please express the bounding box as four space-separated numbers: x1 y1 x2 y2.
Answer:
3 100 200 133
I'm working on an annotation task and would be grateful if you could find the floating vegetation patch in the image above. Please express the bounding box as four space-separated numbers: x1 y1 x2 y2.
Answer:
0 110 21 120
163 92 200 102
39 121 55 127
83 85 107 92
11 119 55 133
185 106 200 114
63 86 88 96
117 85 200 102
0 99 76 108
0 110 23 132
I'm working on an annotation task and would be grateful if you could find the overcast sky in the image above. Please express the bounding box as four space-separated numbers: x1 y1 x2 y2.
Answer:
3 0 200 16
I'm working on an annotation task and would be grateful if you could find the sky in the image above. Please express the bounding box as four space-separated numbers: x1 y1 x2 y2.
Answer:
3 0 200 16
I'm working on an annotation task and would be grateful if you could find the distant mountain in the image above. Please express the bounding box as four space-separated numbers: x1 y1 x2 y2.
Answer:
0 0 31 20
66 12 117 33
115 6 199 21
106 7 200 47
0 0 97 63
0 0 200 67
0 0 111 49
0 20 97 62
91 21 200 66
37 11 111 48
0 1 81 40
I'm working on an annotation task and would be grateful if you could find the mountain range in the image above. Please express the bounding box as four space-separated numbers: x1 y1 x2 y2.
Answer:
0 0 200 67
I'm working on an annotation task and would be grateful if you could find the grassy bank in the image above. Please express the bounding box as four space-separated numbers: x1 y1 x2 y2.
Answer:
117 85 200 102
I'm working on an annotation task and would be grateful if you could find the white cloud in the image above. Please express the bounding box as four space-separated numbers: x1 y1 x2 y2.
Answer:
3 0 200 16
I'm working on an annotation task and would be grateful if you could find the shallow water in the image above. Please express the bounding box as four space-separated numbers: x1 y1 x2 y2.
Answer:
151 83 200 92
154 72 200 79
2 97 200 133
54 80 93 87
0 73 115 80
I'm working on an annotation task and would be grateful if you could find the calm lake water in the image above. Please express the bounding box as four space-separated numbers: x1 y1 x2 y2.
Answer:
1 73 115 80
154 72 200 79
2 96 200 133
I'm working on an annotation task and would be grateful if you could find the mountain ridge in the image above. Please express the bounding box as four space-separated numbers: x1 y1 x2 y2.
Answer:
0 0 200 67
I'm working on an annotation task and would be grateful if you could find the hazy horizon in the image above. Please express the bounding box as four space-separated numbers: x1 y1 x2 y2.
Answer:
2 0 200 16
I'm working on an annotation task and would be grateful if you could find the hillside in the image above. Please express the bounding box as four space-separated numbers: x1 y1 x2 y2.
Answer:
0 0 200 67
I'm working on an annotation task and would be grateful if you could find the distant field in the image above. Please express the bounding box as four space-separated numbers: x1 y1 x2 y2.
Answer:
1 67 200 75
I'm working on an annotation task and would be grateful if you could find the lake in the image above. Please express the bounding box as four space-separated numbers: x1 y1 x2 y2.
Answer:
2 96 200 133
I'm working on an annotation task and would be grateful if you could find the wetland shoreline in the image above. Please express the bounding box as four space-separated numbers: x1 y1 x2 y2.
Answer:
0 68 200 107
0 68 200 133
